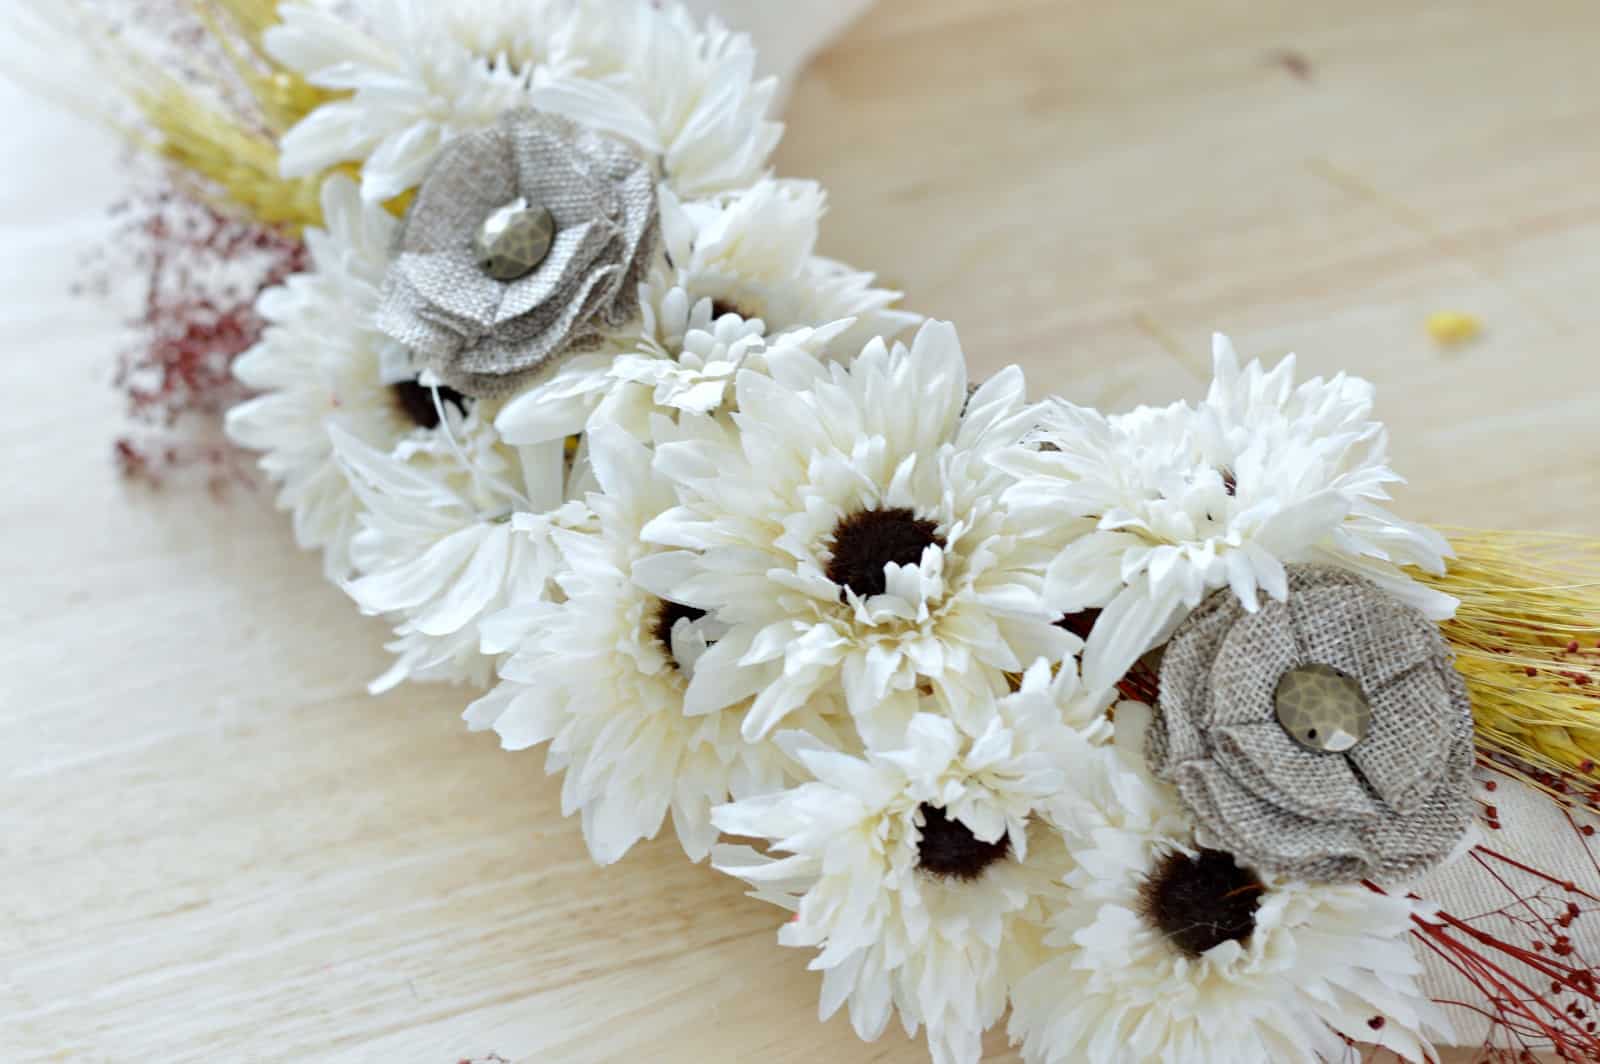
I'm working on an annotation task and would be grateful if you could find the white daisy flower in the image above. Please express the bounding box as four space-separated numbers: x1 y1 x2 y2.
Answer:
543 0 783 198
1008 754 1452 1064
600 317 857 433
464 423 834 864
646 180 916 355
266 0 579 202
493 180 916 447
267 0 781 203
996 333 1456 693
712 669 1099 1064
632 321 1072 747
330 415 587 693
606 310 771 419
227 176 476 579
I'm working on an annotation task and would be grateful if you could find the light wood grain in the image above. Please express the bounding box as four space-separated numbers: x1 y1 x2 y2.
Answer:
4 1 1596 1061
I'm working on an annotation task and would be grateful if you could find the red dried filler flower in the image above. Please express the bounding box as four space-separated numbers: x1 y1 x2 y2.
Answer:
100 186 306 489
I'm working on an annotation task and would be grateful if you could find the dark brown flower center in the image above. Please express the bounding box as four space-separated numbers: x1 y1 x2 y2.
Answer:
1055 608 1104 641
710 298 750 321
826 507 944 600
653 599 708 670
1139 848 1264 957
916 803 1010 881
393 379 471 429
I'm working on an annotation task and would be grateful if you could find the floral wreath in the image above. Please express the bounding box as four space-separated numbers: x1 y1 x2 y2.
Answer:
24 2 1600 1062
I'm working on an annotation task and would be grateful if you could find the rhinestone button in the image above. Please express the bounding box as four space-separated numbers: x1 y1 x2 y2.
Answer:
475 198 555 282
1274 663 1372 753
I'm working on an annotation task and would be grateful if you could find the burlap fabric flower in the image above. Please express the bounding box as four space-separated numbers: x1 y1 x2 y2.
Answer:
376 109 658 397
1148 565 1474 883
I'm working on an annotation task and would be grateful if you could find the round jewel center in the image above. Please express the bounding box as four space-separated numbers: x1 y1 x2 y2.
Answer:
392 379 471 429
1274 663 1371 753
653 599 708 671
825 507 944 600
1140 848 1264 958
915 803 1010 881
476 198 556 282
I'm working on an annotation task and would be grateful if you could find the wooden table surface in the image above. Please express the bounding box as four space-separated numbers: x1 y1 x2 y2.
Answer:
4 1 1597 1061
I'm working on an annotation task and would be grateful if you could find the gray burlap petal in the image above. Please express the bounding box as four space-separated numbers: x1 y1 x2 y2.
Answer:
403 129 518 249
597 165 655 328
1147 588 1238 775
1349 662 1463 814
1149 564 1475 884
1176 760 1373 883
395 255 502 327
1288 580 1438 690
1208 602 1301 728
375 109 660 397
1210 721 1384 822
379 302 468 362
454 264 616 376
1356 729 1476 884
1365 795 1474 882
508 121 615 221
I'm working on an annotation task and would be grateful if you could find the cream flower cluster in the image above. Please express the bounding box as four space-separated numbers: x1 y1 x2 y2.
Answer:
227 4 1464 1062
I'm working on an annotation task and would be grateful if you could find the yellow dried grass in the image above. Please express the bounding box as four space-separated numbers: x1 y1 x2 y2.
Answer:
1425 530 1600 800
18 0 330 230
185 0 329 136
